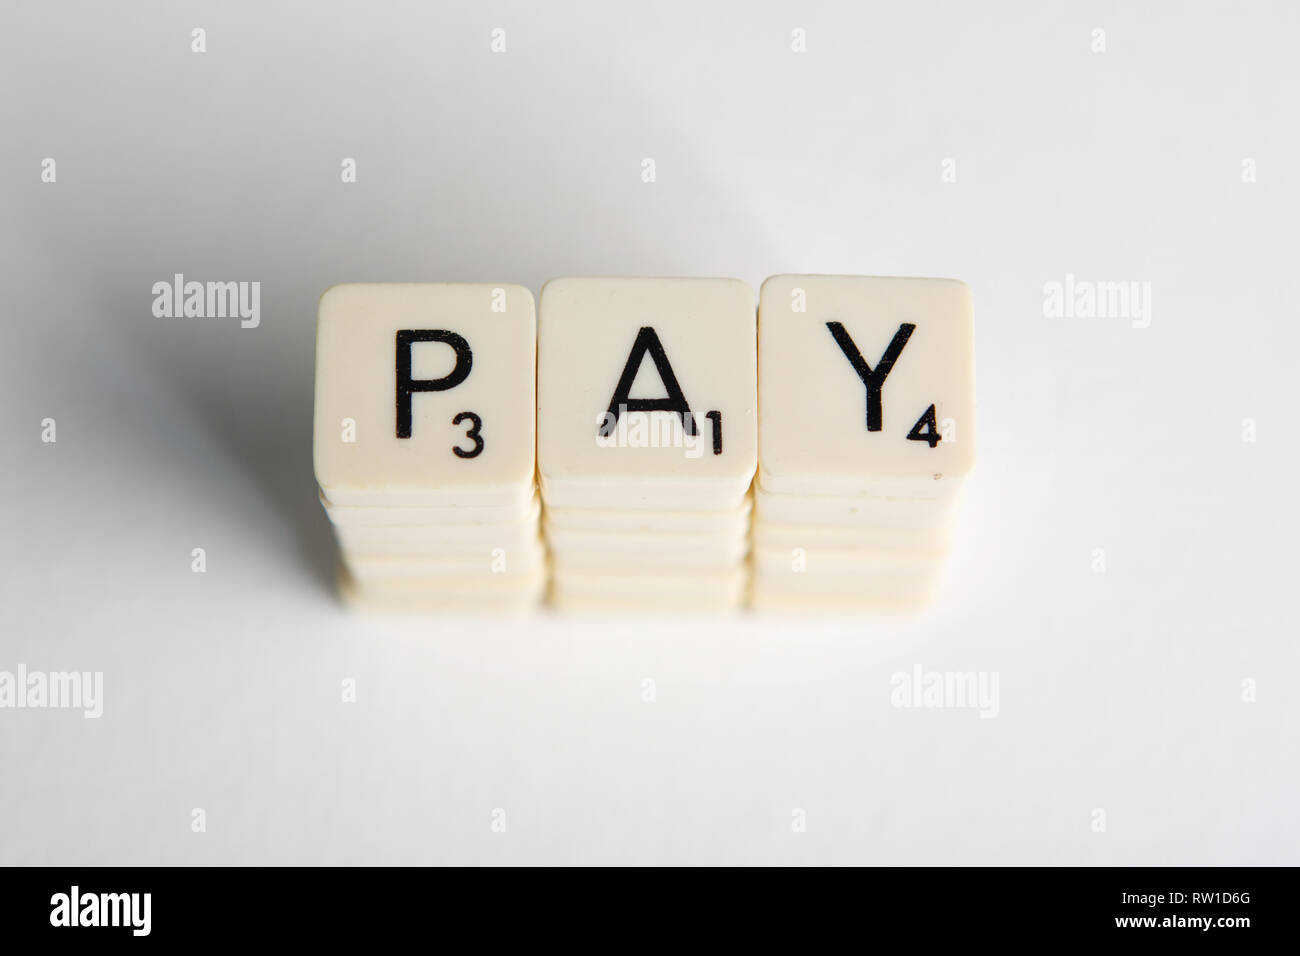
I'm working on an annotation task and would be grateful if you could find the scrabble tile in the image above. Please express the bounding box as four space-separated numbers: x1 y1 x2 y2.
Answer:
344 591 540 614
542 498 751 535
332 521 542 559
344 565 547 595
314 283 536 507
552 545 746 574
340 570 544 613
344 542 546 580
750 545 940 577
552 567 745 605
751 520 951 555
537 277 757 511
753 488 957 530
549 591 743 614
747 590 933 613
758 275 974 498
749 562 938 599
543 526 747 558
321 490 540 527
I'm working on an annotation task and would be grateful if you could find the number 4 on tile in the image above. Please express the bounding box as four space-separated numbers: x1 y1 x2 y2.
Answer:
906 404 941 448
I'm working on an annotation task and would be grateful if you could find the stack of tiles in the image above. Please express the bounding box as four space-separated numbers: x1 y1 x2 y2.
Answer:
750 275 975 610
314 283 545 611
537 277 757 612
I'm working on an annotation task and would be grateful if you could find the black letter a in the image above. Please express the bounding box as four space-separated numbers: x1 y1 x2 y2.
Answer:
601 326 697 436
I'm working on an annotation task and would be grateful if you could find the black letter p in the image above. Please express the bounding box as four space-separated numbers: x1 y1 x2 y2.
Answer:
396 330 472 438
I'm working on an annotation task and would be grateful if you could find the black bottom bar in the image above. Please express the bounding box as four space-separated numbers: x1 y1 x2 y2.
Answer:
0 866 1286 943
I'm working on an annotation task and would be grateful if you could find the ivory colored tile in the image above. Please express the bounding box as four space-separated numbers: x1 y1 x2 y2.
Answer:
549 591 742 614
341 571 543 613
542 498 751 535
750 545 940 577
543 525 746 557
537 277 757 511
747 590 932 613
758 275 975 498
333 522 543 558
750 561 937 597
343 546 546 582
753 488 958 529
343 591 540 614
321 490 539 527
314 283 536 507
751 520 951 555
344 564 547 593
552 545 746 574
552 567 745 603
539 476 756 511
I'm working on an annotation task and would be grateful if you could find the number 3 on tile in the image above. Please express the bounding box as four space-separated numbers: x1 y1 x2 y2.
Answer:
452 411 484 459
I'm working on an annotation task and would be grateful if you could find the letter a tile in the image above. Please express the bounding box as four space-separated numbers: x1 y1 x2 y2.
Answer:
537 277 757 510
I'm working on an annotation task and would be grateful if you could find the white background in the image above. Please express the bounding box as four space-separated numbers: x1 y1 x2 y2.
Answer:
2 0 1297 865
